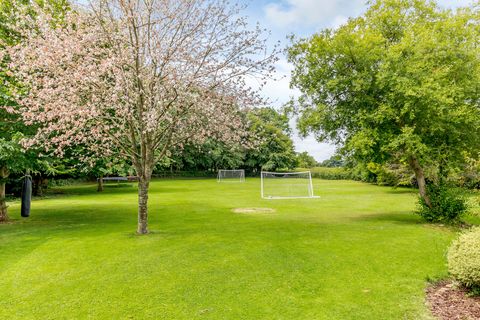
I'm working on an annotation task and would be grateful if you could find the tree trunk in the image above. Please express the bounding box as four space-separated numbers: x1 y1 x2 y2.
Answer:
408 156 432 208
32 176 39 196
40 178 48 196
32 175 45 197
137 178 150 234
97 176 104 192
0 166 9 222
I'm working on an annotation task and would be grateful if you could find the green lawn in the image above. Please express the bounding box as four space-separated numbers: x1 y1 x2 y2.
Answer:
0 179 475 319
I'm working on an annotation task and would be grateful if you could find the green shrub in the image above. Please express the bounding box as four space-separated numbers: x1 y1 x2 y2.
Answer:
48 178 88 188
297 167 351 180
349 163 377 183
447 227 480 290
366 163 399 186
415 184 468 223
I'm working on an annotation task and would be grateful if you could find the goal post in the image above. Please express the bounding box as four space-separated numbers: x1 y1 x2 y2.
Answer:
217 169 245 182
260 171 318 199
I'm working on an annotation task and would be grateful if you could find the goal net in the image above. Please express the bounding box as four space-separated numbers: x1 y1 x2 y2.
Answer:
261 171 317 199
217 169 245 182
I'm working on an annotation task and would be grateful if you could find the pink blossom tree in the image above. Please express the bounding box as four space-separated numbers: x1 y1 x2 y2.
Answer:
6 0 278 233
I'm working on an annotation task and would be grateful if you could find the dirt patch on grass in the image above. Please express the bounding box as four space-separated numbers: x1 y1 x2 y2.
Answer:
426 280 480 320
232 207 276 214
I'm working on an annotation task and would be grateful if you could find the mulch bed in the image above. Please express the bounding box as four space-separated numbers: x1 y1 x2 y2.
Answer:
426 280 480 320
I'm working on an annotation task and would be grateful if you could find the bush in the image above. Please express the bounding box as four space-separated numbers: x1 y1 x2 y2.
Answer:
48 178 83 188
349 163 377 183
416 184 468 223
447 227 480 290
366 163 399 186
297 167 351 180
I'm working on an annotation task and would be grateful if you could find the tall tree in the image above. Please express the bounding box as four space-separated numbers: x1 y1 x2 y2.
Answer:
0 0 70 221
6 0 277 233
0 0 26 221
288 0 480 206
244 107 297 172
296 151 317 168
169 140 245 172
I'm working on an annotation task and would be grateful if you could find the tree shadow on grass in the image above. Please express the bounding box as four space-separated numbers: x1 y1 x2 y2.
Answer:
0 201 141 274
47 183 188 199
384 188 417 195
350 211 424 225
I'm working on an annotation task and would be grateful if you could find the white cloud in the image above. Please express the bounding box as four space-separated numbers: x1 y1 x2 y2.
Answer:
252 58 335 161
249 57 335 161
265 0 336 28
261 58 300 105
331 15 349 30
295 138 336 162
244 57 298 106
437 0 473 9
264 0 363 30
291 122 336 161
263 0 473 31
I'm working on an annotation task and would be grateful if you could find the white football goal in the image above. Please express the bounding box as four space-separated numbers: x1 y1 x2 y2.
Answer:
261 171 318 199
217 169 245 182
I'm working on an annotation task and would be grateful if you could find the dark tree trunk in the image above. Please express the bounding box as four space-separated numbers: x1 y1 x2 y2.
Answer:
408 156 432 208
40 178 48 196
137 178 150 234
0 166 9 222
32 176 39 196
32 175 46 197
97 176 104 192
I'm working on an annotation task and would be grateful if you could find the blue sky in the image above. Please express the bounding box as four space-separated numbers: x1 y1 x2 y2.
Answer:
240 0 474 161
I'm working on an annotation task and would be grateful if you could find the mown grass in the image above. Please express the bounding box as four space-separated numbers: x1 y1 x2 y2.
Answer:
0 178 477 319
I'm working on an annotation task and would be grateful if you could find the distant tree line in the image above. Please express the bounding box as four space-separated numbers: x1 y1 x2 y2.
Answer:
4 106 319 197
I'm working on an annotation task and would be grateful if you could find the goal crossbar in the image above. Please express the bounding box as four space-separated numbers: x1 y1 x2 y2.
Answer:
260 171 318 199
217 169 245 183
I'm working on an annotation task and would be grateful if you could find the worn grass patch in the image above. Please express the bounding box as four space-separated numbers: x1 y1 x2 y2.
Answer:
232 207 276 214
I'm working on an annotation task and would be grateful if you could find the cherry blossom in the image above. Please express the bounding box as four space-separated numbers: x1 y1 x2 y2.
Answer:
5 0 278 233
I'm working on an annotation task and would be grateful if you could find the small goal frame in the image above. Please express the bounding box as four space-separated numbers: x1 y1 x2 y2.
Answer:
217 169 245 183
260 171 318 199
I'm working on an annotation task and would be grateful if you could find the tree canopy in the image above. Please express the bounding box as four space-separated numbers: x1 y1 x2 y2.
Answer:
296 152 317 168
288 0 480 206
244 107 297 172
0 0 72 221
162 107 298 173
5 0 278 233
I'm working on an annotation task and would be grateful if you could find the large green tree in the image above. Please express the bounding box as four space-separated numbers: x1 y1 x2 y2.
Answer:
244 107 297 172
288 0 480 206
296 151 317 168
0 0 24 221
0 0 70 221
158 107 297 174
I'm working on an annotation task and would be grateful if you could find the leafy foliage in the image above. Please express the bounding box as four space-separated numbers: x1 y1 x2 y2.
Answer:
416 184 468 223
288 0 480 206
244 107 297 172
161 139 244 172
296 151 317 168
0 0 83 208
299 167 351 180
448 227 480 291
319 155 344 168
153 107 298 174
